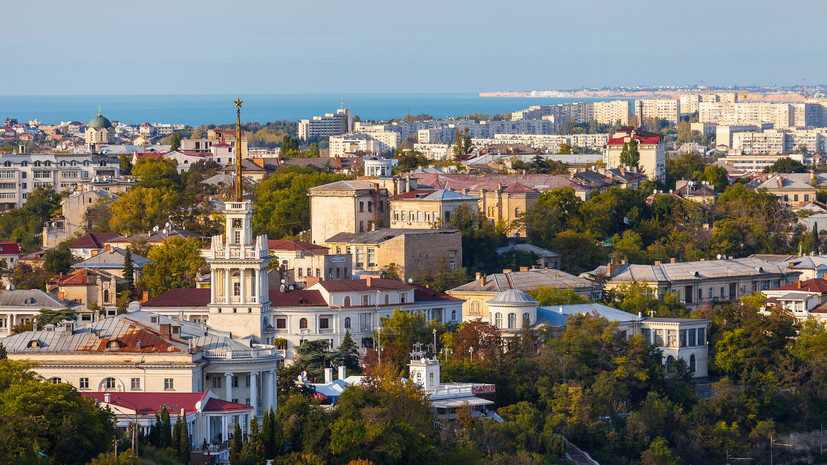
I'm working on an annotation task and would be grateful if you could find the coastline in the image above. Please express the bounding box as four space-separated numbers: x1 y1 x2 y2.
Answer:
480 90 809 103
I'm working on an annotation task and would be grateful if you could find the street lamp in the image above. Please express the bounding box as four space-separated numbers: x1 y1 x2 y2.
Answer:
432 329 437 357
469 346 474 361
441 348 453 363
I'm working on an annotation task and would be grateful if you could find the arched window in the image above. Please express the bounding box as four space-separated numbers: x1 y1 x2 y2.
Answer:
384 295 389 305
665 355 675 371
689 354 696 373
451 310 457 321
103 289 110 302
471 301 479 315
299 318 308 329
107 341 120 350
523 312 530 324
344 296 351 306
101 377 117 391
344 317 351 329
49 377 62 384
507 313 516 329
494 313 502 328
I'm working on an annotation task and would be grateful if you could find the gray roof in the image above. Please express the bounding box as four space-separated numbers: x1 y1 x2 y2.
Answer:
597 257 799 284
537 303 639 326
0 289 74 309
309 180 390 193
449 269 599 293
756 173 826 191
72 247 151 269
784 255 827 270
487 289 538 306
326 228 459 245
496 243 561 258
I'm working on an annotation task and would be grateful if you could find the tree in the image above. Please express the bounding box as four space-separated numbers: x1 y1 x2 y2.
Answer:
142 237 206 297
393 149 428 172
763 157 807 173
172 416 182 455
640 437 682 465
178 413 190 464
549 230 606 275
169 132 182 152
446 203 506 273
83 196 115 234
160 406 172 448
230 422 243 464
452 128 474 160
11 264 52 291
122 247 135 300
118 153 133 176
619 139 640 168
281 135 300 157
43 241 74 275
241 416 264 465
308 143 320 158
411 257 469 293
132 158 181 190
337 331 361 375
528 287 588 306
109 186 178 235
36 308 78 326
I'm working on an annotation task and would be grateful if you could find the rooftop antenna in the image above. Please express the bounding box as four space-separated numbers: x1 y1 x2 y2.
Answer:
804 78 809 99
234 98 243 201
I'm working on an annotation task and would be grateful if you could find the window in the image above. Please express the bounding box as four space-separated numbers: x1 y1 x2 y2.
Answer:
401 211 406 221
298 268 303 277
367 201 372 212
234 230 241 244
697 328 706 345
234 282 241 296
299 318 308 329
400 292 406 303
359 201 364 212
384 295 389 305
319 318 330 329
393 212 399 221
494 313 502 328
425 212 431 223
131 378 141 390
355 249 364 268
359 221 364 232
359 313 372 331
688 328 697 346
344 296 351 306
444 211 451 222
164 378 174 390
276 318 286 329
79 378 89 389
49 377 62 384
367 248 376 267
689 354 696 373
212 377 221 388
232 376 239 388
344 317 351 329
362 295 369 306
451 310 457 321
507 313 516 329
416 211 422 222
104 377 116 390
679 330 687 347
523 312 530 323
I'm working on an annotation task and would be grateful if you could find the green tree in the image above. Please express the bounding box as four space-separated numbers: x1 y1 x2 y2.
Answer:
109 186 178 235
528 287 589 306
160 406 172 448
118 153 133 176
452 128 474 160
337 331 362 375
619 139 640 168
169 132 182 152
230 421 243 464
142 237 206 297
179 413 190 464
411 257 469 293
132 158 181 190
172 416 182 455
241 416 264 465
700 164 729 192
393 149 428 172
43 240 74 274
308 143 320 158
640 437 682 465
549 230 605 275
763 157 807 173
83 196 115 234
122 247 135 300
281 135 300 157
36 308 78 326
604 282 689 318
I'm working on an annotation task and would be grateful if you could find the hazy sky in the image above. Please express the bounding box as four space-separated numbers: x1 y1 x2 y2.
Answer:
4 0 824 95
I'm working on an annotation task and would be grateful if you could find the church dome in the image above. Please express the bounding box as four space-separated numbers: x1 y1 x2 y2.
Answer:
486 289 538 306
88 110 113 129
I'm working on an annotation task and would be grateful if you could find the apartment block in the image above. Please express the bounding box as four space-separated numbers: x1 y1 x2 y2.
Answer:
635 99 680 125
298 108 353 140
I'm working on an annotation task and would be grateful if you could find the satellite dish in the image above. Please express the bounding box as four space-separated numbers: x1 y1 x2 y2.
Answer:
407 278 413 283
280 278 286 284
289 285 295 290
280 284 285 293
717 254 722 259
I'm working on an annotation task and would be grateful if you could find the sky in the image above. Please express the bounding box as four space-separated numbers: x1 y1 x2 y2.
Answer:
3 0 825 95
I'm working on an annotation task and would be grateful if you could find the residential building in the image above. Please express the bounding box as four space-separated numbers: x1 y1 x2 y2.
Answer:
180 129 248 155
603 128 666 183
528 301 711 377
511 100 631 125
716 124 766 148
46 268 119 310
635 99 680 125
389 189 479 229
267 239 329 270
43 190 119 248
762 278 827 322
142 276 463 362
755 173 824 208
718 153 805 172
447 269 603 322
690 122 717 137
308 180 391 245
325 229 462 281
495 243 561 270
363 157 395 178
586 257 801 310
71 245 151 281
0 289 79 337
329 132 399 157
68 232 122 260
782 255 827 280
298 108 352 140
0 242 21 269
0 153 120 210
674 180 718 204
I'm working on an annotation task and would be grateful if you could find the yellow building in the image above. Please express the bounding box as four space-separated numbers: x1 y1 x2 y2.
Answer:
603 128 665 183
389 189 479 228
309 180 391 245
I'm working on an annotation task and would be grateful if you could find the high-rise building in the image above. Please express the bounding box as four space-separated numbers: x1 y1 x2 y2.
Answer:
635 99 680 125
298 108 352 140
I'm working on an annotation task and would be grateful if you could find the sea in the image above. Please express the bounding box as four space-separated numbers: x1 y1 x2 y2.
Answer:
0 93 620 126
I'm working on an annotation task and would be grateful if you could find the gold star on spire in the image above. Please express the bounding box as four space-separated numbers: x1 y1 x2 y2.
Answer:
234 98 243 108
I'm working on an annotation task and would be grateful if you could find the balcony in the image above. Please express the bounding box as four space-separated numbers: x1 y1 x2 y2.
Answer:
203 348 279 359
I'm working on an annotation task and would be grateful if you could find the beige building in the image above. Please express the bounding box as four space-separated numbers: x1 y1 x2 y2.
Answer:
43 190 118 248
755 173 824 208
0 290 79 337
46 268 119 310
325 228 462 281
635 99 680 125
603 128 666 183
85 110 116 152
447 269 603 322
586 257 801 310
390 189 479 229
309 180 391 245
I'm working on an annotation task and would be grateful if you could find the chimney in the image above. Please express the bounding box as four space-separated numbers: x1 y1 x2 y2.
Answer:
57 291 64 300
798 280 802 289
480 275 487 286
160 323 171 340
607 263 614 276
142 291 149 302
670 258 677 264
324 367 333 384
475 272 481 281
63 321 74 333
502 269 512 274
654 260 662 265
91 250 99 257
365 276 373 287
338 365 346 380
103 244 110 252
104 393 111 404
519 266 529 272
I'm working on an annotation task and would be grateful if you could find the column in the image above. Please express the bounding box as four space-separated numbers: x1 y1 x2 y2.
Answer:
270 370 277 411
221 416 227 443
254 269 260 303
224 373 233 402
210 269 216 303
250 372 258 418
205 415 210 444
240 269 246 305
225 269 232 304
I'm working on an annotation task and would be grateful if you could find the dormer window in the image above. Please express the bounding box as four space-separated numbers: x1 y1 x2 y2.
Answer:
107 340 120 350
27 340 40 348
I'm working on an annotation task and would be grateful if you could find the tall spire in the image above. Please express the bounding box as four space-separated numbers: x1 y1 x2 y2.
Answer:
234 98 244 201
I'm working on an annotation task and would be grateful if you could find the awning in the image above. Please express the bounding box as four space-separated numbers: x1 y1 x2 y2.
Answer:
431 396 495 409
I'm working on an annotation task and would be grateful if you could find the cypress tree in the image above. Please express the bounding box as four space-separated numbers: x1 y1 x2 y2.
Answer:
122 247 135 300
271 409 284 456
262 408 273 459
814 223 820 253
160 406 172 448
229 422 243 465
172 417 182 454
0 342 6 360
179 414 190 464
242 416 264 465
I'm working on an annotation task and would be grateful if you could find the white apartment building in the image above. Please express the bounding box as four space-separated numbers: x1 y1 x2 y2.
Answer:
635 99 680 125
298 108 353 140
0 153 120 210
329 131 400 157
719 153 806 172
698 101 827 129
729 128 827 155
417 120 558 144
716 124 766 148
511 100 631 125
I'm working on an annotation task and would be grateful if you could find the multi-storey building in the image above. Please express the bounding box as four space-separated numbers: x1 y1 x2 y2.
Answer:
389 189 479 229
0 153 120 210
755 173 826 208
603 128 666 183
586 257 801 310
329 131 399 157
308 180 391 245
298 108 352 140
511 100 630 125
635 99 680 125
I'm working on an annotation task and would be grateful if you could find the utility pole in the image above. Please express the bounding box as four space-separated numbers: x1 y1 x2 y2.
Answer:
432 329 437 357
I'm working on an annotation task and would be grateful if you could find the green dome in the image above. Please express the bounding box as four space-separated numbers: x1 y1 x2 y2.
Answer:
88 109 112 129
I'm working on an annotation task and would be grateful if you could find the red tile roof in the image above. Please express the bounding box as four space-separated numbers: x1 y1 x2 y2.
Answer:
0 242 21 255
70 233 121 250
502 182 538 194
49 269 95 286
269 289 328 306
389 189 437 200
79 325 180 353
312 278 414 292
413 285 460 302
203 397 255 413
84 391 208 415
607 129 663 146
770 278 827 294
267 239 328 252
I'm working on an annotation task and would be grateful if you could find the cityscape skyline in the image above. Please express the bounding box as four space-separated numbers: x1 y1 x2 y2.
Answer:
3 0 825 96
